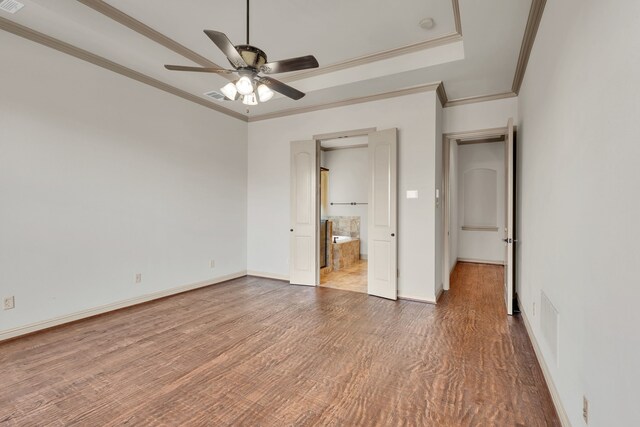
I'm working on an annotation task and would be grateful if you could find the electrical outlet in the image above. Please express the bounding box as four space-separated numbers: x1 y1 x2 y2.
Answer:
135 273 142 284
583 396 589 424
210 260 215 268
4 296 15 310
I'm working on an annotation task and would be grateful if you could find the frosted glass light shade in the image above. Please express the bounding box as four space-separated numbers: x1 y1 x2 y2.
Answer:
257 84 274 102
242 93 258 106
235 76 254 96
220 82 238 100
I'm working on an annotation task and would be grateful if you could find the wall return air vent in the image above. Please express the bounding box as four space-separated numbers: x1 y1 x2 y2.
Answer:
0 0 24 14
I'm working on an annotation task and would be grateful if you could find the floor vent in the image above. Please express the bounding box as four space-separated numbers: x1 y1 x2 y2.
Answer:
203 90 228 101
0 0 24 13
540 291 559 365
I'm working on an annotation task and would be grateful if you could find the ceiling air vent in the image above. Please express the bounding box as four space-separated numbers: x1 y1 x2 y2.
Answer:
203 90 229 101
0 0 24 14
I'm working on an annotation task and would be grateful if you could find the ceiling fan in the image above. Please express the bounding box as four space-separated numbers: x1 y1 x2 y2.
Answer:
164 0 319 106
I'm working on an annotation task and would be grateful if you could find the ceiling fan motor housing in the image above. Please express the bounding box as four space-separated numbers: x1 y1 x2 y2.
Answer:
234 45 267 70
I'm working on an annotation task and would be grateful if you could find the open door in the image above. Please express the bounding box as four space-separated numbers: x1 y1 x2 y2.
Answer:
504 119 514 314
368 128 398 300
290 140 318 286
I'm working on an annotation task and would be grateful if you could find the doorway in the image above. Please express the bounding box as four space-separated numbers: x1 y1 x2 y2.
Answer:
442 120 516 314
289 127 398 300
318 135 369 294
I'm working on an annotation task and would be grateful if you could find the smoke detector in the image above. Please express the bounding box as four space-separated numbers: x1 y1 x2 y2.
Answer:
0 0 24 14
419 18 435 30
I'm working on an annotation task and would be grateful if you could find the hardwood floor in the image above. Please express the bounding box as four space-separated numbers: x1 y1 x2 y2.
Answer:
0 262 559 426
320 259 367 294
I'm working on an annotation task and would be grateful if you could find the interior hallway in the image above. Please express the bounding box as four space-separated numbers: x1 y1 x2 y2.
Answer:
0 265 559 425
320 259 367 294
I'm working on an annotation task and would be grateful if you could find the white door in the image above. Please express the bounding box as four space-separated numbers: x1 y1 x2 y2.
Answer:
504 119 514 314
290 140 318 286
368 128 398 300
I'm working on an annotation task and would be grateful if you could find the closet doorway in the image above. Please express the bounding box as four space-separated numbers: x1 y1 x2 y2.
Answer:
442 119 516 314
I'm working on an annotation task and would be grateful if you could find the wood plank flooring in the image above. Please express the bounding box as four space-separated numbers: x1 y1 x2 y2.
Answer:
0 262 559 426
320 259 367 294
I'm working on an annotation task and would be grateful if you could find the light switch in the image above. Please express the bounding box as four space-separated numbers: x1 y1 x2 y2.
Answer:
406 190 419 199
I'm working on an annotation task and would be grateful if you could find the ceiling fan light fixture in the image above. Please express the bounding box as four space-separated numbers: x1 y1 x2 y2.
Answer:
220 82 239 100
242 92 258 106
257 84 274 102
235 76 254 96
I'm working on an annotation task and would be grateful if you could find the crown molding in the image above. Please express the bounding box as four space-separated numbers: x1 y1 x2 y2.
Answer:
451 0 463 35
76 1 222 70
249 82 443 122
512 0 547 94
0 17 247 122
280 33 463 83
436 83 449 107
445 91 517 108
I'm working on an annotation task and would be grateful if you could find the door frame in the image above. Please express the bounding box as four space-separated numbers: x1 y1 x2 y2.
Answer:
441 126 515 293
304 127 377 287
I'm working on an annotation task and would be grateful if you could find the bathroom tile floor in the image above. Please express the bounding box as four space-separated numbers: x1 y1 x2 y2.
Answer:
319 259 367 293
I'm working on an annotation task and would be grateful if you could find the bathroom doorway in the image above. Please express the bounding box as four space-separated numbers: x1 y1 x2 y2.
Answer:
289 127 397 300
318 135 369 294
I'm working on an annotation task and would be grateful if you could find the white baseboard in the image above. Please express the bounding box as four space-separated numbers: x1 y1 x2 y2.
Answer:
247 270 289 281
520 302 572 427
0 271 247 342
398 294 437 305
457 257 505 266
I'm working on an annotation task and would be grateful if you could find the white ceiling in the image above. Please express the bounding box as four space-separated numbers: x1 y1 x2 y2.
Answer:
1 0 532 119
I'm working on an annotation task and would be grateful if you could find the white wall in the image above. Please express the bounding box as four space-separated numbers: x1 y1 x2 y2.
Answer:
443 97 518 134
321 145 369 256
0 32 248 336
457 142 505 263
248 91 440 302
517 0 640 425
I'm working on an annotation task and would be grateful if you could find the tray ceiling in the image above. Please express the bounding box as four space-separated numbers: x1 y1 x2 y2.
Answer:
0 0 533 120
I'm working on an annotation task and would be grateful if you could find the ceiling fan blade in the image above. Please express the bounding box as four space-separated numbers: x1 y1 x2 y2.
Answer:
258 76 305 100
164 65 233 74
260 55 319 74
203 30 247 69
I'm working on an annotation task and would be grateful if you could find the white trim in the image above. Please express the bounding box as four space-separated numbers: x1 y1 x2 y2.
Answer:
520 302 572 427
247 270 290 282
397 294 437 305
0 271 247 342
457 257 505 266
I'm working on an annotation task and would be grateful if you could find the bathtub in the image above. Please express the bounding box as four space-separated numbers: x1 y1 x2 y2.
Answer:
331 237 360 270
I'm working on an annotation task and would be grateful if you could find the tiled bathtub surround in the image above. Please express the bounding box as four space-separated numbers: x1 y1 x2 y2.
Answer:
332 239 360 270
325 216 360 238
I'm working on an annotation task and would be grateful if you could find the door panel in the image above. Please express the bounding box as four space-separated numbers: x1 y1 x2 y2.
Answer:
368 128 398 300
290 141 317 286
504 119 514 314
